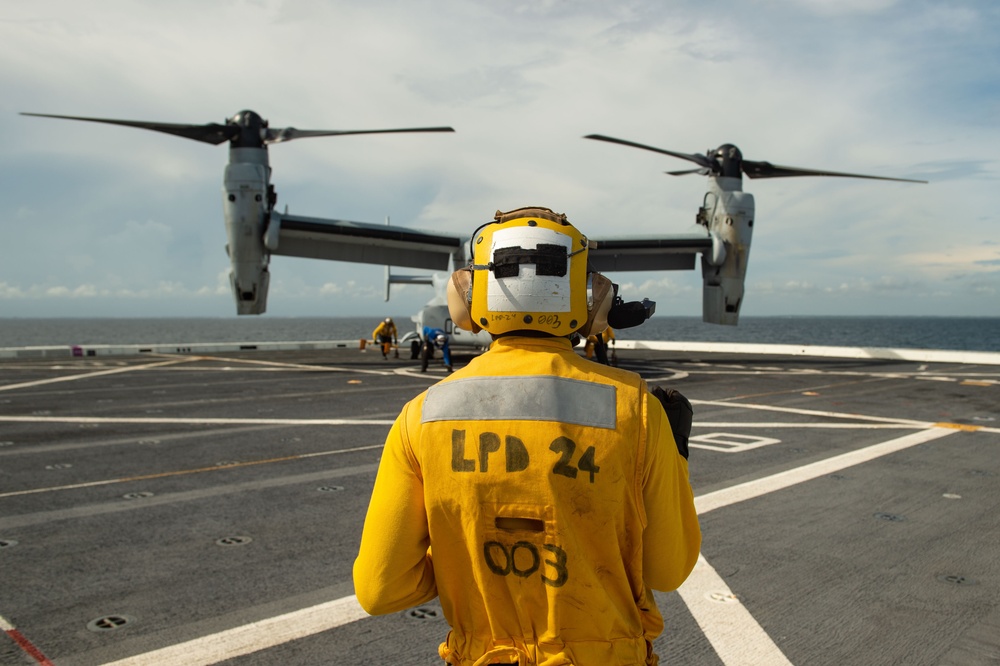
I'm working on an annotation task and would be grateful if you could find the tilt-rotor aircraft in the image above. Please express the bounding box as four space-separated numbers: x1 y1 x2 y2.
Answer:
21 112 925 348
21 110 457 318
581 134 926 325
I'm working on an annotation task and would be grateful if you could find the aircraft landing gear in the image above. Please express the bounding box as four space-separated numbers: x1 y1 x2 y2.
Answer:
420 340 434 372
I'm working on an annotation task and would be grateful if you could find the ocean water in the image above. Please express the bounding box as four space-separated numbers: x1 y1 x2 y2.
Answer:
1 317 998 353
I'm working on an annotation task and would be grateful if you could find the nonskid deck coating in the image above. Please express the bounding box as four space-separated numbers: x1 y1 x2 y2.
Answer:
0 346 998 665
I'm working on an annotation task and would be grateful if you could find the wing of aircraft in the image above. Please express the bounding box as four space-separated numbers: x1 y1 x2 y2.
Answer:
262 214 703 349
265 212 464 271
265 211 714 278
266 210 714 274
588 231 713 272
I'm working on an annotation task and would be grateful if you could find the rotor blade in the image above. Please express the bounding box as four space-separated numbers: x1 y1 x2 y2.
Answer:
265 126 455 143
742 159 927 183
584 134 714 170
20 112 239 145
665 168 709 177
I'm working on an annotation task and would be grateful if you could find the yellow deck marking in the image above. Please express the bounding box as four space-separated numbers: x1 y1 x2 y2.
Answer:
0 444 383 499
933 422 983 432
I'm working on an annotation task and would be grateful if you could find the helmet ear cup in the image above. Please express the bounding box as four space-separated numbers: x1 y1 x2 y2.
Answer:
447 268 480 333
579 272 614 337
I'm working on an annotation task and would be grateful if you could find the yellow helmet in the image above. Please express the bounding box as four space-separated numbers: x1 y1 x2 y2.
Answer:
447 207 614 338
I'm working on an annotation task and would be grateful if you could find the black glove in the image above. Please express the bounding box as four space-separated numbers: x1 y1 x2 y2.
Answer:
651 386 692 460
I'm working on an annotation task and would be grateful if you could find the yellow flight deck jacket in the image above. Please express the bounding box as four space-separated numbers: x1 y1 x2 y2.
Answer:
372 321 397 341
354 336 701 666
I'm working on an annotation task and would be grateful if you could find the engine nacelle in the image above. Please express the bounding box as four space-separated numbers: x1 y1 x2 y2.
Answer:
223 157 271 315
700 178 754 325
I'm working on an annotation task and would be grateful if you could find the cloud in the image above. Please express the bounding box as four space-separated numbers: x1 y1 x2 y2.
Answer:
0 281 233 301
908 160 997 182
1 0 998 318
0 281 26 298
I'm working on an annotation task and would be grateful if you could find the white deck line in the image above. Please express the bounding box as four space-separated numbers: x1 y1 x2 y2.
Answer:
3 339 999 364
677 555 794 665
695 427 958 515
616 340 1000 366
0 415 396 426
101 596 370 666
0 358 190 392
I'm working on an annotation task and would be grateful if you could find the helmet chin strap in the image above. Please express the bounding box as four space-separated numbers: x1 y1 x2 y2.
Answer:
492 330 565 339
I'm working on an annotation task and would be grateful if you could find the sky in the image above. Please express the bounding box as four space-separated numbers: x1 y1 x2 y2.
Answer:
1 0 998 321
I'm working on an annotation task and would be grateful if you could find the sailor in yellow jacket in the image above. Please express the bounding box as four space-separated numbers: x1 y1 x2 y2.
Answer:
354 207 700 666
372 317 398 359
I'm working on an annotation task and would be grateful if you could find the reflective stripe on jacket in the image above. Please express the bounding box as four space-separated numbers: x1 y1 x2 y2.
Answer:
354 336 701 666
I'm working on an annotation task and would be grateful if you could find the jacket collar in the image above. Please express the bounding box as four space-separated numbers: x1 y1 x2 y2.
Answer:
491 335 574 352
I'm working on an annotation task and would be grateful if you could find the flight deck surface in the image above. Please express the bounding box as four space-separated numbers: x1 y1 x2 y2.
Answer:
1 346 998 665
